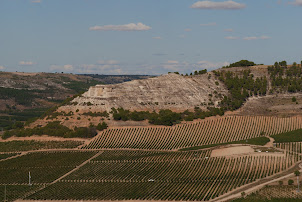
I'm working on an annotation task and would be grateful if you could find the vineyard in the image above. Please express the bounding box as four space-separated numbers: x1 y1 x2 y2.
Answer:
276 142 302 154
0 151 96 184
233 185 302 201
26 150 299 201
0 185 40 201
0 140 83 152
0 153 19 160
1 116 302 201
83 116 302 150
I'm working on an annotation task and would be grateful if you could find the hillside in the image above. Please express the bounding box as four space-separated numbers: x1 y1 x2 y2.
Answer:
0 71 151 130
60 72 227 113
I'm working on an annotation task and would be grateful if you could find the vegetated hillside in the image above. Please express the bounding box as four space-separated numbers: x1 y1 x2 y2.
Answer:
38 61 297 128
0 71 151 130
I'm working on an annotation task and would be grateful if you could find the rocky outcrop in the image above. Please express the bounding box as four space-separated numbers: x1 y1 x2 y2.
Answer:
61 73 228 112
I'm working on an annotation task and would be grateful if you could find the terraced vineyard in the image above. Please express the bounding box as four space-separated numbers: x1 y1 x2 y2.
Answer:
26 150 299 201
0 151 96 184
83 116 302 150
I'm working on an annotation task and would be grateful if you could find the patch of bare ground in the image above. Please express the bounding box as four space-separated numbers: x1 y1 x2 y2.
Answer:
218 65 270 79
229 93 302 117
211 145 254 157
211 144 285 158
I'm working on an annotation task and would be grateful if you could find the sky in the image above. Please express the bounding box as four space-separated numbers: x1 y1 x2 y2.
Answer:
0 0 302 75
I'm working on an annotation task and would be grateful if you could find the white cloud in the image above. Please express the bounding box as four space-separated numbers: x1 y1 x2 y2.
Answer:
31 0 41 3
19 61 35 66
184 28 192 32
179 35 186 38
224 28 234 32
0 66 6 70
200 22 217 26
243 36 270 40
224 36 239 40
50 64 74 71
290 0 302 6
89 22 151 31
191 1 246 10
152 36 162 40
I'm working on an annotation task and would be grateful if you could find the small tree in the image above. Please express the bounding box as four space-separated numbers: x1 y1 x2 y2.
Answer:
292 97 297 102
288 179 294 185
241 192 246 198
279 180 283 186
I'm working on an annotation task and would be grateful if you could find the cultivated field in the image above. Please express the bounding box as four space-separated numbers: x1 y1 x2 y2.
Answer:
1 116 302 201
0 151 96 184
26 150 299 201
83 116 302 150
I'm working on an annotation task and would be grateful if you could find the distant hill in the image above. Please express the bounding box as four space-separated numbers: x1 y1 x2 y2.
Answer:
0 71 152 130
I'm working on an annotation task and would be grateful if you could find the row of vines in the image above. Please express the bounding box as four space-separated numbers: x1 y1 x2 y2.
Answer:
83 116 302 150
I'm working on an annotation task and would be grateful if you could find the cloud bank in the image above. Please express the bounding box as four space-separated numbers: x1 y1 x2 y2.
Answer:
89 23 151 31
19 61 35 66
50 64 74 71
0 66 6 70
191 1 246 10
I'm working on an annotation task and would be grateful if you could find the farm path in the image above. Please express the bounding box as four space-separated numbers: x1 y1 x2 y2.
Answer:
264 136 275 147
0 151 27 162
50 151 103 185
212 161 302 202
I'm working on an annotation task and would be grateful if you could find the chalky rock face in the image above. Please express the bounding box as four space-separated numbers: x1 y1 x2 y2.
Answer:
62 73 228 112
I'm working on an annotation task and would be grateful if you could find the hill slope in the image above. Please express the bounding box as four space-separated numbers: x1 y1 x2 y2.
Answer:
60 73 228 113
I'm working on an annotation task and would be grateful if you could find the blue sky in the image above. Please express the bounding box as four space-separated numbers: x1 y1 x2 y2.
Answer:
0 0 301 75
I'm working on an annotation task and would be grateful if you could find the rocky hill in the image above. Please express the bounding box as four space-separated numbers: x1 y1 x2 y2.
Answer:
60 72 228 113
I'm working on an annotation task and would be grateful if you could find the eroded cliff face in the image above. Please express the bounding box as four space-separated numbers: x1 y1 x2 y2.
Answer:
60 73 228 113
